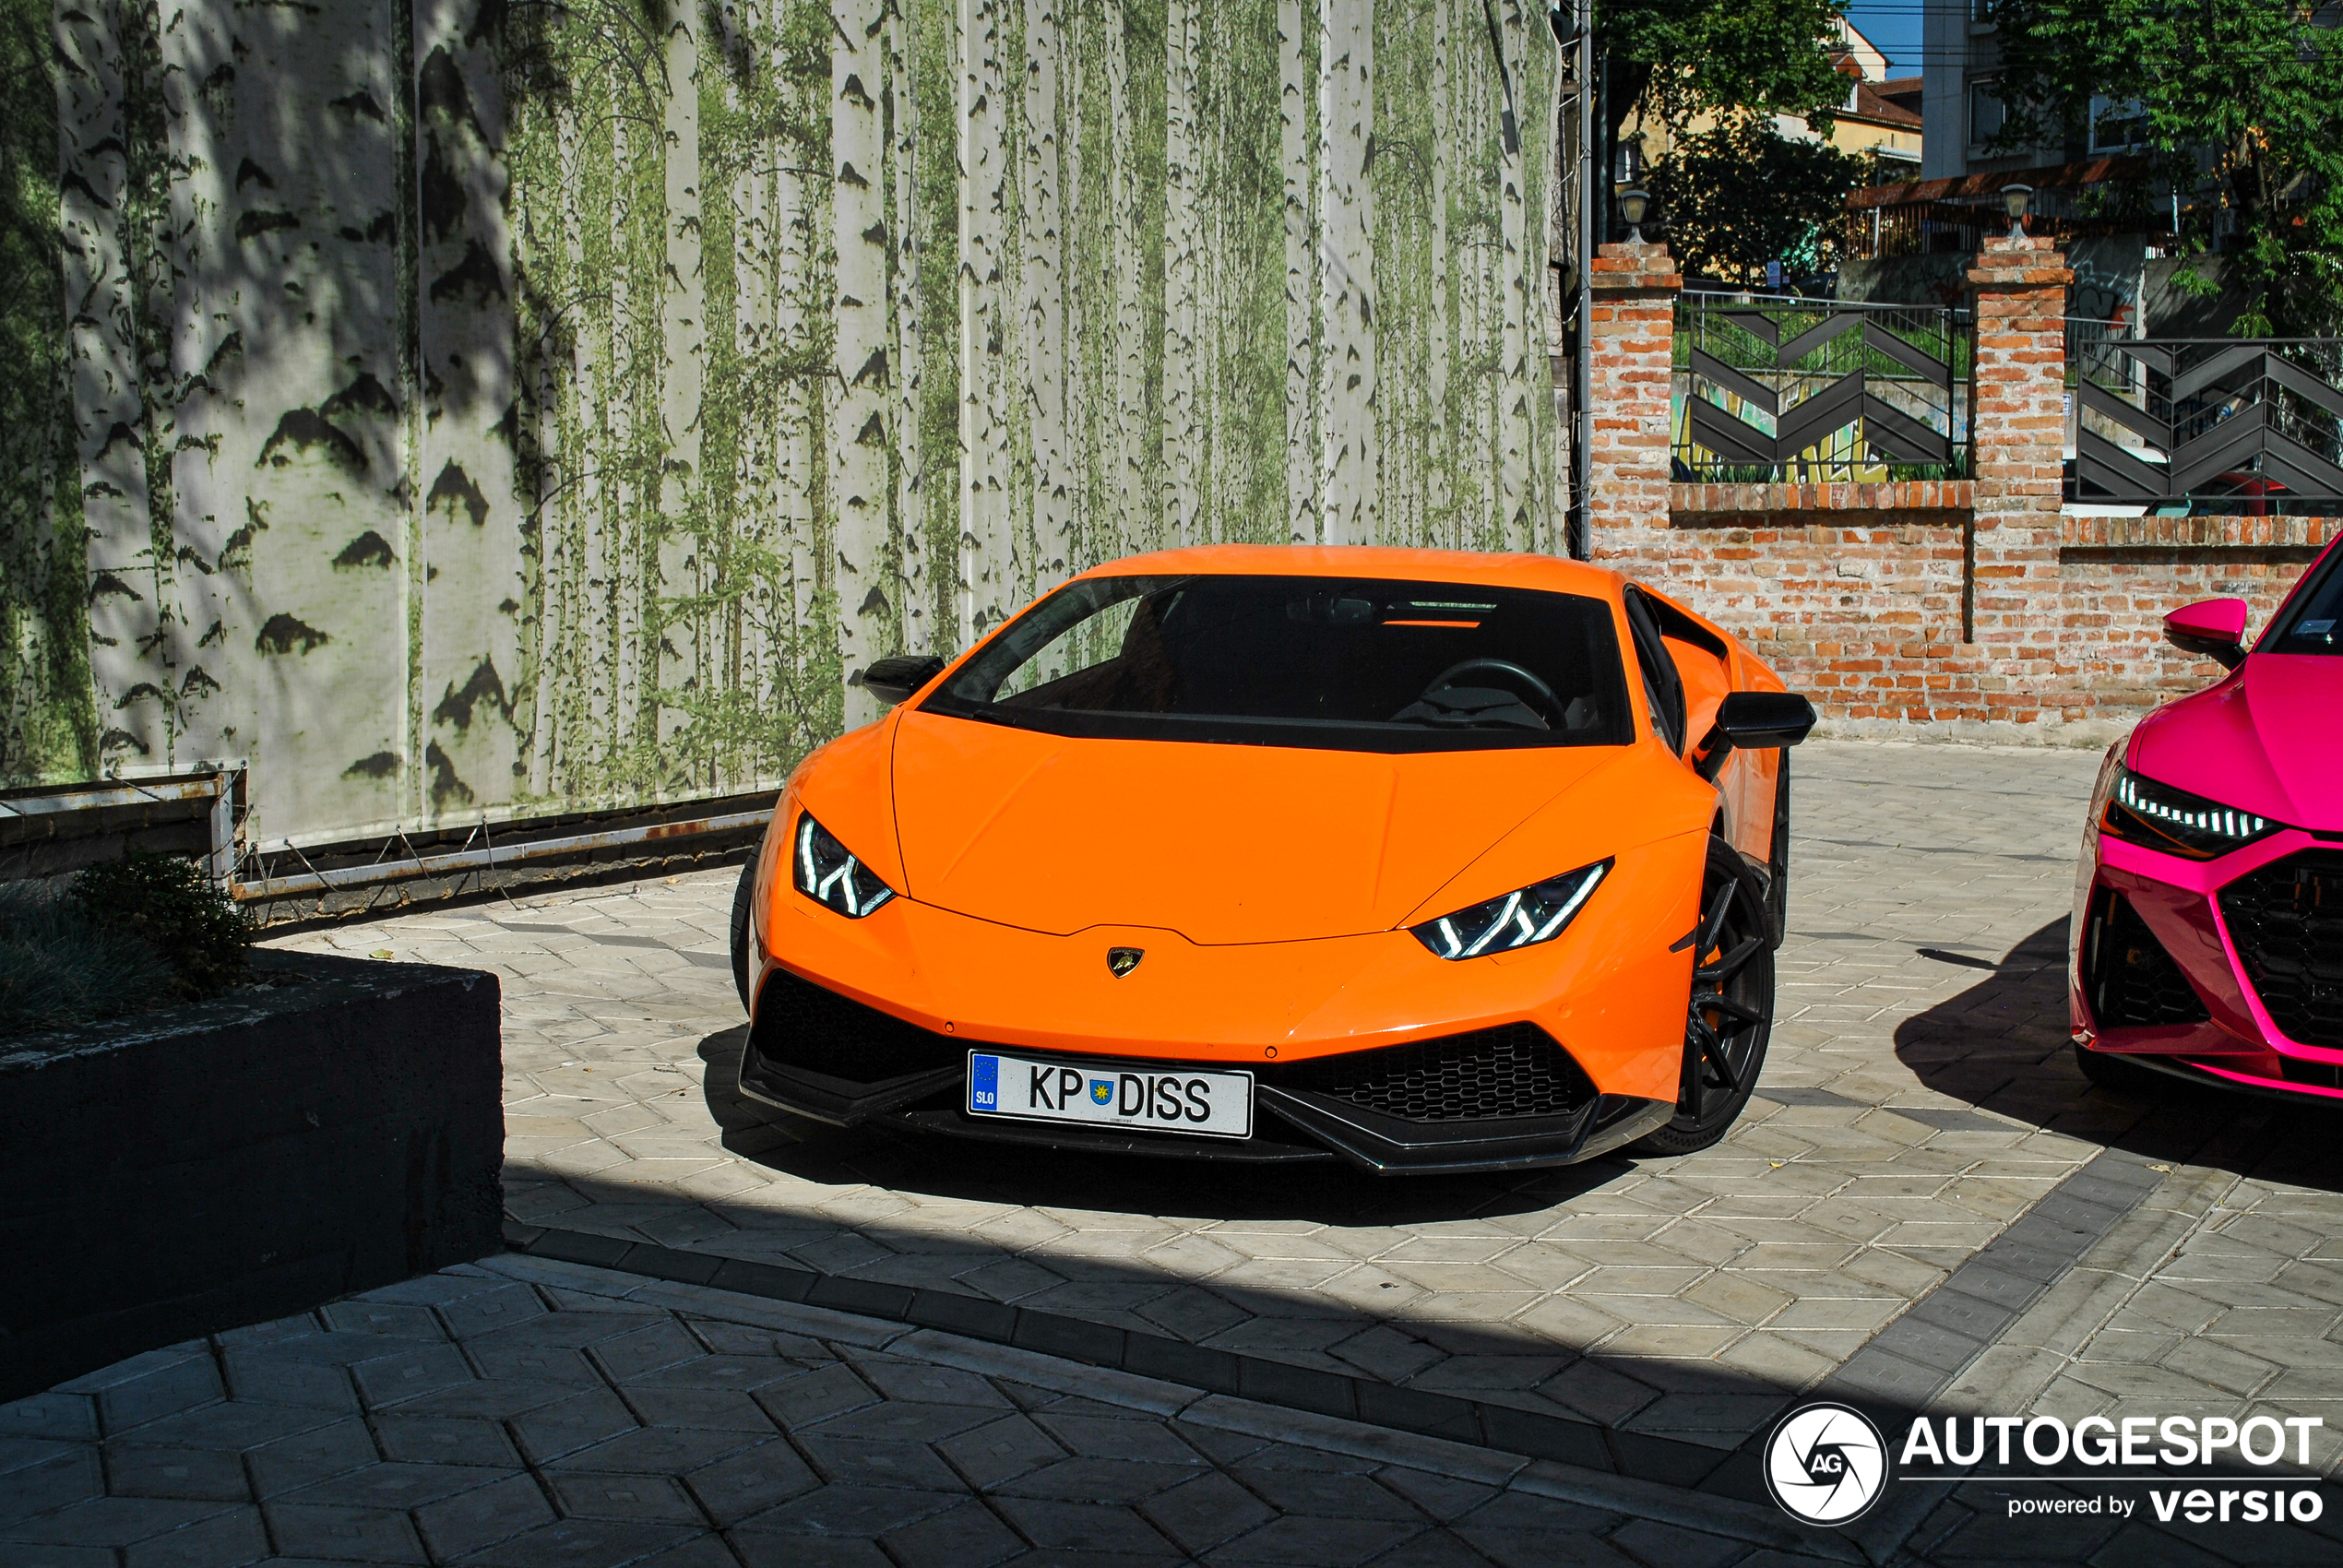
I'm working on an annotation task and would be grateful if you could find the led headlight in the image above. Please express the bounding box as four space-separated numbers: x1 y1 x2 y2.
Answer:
793 813 898 916
2099 766 2283 861
1411 860 1611 960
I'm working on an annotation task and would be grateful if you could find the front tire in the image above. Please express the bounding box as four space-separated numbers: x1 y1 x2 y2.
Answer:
1631 839 1776 1158
730 837 761 1015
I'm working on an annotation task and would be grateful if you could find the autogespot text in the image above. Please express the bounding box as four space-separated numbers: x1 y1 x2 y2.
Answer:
1899 1414 2325 1526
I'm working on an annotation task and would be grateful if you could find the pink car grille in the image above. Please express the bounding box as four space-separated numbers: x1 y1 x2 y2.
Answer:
2219 851 2343 1049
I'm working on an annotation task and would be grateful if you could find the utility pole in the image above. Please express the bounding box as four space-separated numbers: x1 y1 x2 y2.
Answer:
1564 0 1596 560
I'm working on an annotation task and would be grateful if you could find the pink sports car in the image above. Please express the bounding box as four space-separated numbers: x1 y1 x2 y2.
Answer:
2073 536 2343 1098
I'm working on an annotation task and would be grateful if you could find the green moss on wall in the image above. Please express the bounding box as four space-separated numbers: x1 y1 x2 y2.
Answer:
0 0 97 783
1190 0 1288 546
16 0 1561 832
909 0 959 646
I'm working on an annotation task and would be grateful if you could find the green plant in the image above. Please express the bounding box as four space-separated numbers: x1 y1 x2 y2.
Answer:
0 879 180 1038
1596 0 1854 244
66 852 252 1001
1647 116 1869 285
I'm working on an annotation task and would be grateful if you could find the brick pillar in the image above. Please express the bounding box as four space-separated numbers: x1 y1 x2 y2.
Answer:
1585 242 1682 565
1966 235 2072 724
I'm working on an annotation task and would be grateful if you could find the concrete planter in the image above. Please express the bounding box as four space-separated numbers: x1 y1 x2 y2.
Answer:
0 950 503 1400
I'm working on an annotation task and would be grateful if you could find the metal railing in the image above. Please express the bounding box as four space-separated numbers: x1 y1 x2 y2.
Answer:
1671 292 1972 485
2068 324 2343 514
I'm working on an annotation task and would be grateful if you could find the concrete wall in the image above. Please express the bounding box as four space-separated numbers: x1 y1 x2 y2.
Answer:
6 0 1564 852
0 949 504 1398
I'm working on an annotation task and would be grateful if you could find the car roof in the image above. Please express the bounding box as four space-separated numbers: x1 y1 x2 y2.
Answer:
1069 545 1625 599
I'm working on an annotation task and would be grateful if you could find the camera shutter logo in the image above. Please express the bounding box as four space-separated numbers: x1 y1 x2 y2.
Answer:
1765 1403 1888 1525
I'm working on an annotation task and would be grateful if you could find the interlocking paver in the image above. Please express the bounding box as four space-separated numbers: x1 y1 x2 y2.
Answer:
262 1499 431 1562
506 1386 640 1466
100 1444 249 1503
250 744 2114 1436
5 1256 1858 1563
879 1498 1025 1568
3 738 2320 1560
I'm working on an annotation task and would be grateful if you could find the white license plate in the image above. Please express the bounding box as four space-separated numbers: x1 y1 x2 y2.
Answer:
966 1051 1254 1139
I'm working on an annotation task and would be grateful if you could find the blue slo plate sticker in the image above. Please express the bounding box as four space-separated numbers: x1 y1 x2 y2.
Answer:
969 1053 1000 1111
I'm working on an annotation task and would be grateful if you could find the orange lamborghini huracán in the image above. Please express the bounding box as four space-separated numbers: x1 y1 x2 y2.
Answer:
728 548 1814 1173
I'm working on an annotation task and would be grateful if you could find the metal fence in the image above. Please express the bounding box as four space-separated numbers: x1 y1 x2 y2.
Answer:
1671 293 1972 484
2069 326 2343 514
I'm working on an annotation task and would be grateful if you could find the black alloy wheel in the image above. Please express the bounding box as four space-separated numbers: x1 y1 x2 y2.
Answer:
1632 838 1776 1156
730 836 762 1014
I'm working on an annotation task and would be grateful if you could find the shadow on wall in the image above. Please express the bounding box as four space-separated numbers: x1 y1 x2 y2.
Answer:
1894 918 2343 1194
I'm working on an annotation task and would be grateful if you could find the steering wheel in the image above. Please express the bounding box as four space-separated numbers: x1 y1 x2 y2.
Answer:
1419 659 1565 725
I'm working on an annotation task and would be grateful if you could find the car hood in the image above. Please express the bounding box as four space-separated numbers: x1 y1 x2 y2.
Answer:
888 709 1635 943
2131 653 2343 831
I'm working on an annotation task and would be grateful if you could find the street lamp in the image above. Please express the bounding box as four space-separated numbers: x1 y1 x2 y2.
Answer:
1618 187 1651 245
2002 183 2033 242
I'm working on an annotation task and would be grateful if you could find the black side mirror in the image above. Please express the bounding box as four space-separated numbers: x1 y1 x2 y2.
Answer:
857 654 947 707
1695 691 1817 780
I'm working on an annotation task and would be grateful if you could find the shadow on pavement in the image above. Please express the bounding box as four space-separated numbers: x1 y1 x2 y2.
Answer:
1893 919 2343 1194
494 984 2343 1560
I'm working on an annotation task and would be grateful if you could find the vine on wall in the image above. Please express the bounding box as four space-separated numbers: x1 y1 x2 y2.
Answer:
0 0 95 782
12 0 1561 851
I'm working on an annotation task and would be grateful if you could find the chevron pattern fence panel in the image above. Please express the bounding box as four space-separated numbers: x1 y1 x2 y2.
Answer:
2071 332 2343 512
1671 294 1970 485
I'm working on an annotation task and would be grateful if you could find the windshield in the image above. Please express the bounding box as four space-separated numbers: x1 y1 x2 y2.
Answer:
2267 545 2343 655
922 575 1634 752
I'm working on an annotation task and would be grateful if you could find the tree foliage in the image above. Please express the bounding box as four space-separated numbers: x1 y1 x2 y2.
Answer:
1586 0 1854 245
1982 0 2343 335
1647 114 1869 284
1600 0 1854 138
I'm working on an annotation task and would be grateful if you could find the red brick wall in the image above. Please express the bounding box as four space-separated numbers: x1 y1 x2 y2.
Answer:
1591 241 2339 743
1653 510 2335 741
1587 244 1683 551
2055 516 2338 720
1964 239 2075 731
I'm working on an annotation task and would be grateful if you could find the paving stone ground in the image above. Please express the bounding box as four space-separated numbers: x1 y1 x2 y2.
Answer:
0 1253 1844 1568
16 739 2343 1563
260 742 2343 1469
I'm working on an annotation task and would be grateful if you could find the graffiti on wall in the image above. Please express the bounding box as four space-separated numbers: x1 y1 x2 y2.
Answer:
7 0 1562 849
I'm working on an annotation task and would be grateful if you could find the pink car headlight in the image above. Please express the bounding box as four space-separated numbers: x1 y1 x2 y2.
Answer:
2099 766 2284 861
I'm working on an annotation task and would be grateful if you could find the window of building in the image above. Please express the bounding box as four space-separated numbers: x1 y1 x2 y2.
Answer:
1968 79 2004 147
2090 96 2147 152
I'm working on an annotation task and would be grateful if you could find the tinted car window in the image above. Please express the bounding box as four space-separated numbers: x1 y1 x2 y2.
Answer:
923 575 1634 753
2268 548 2343 655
